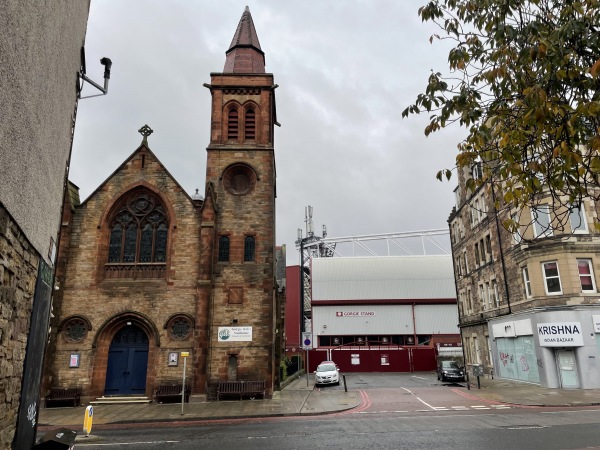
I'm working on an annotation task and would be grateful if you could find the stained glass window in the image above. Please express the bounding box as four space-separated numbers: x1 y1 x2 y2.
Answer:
155 224 167 262
140 224 153 262
170 317 192 340
108 225 122 262
106 190 169 266
123 224 137 262
64 318 88 342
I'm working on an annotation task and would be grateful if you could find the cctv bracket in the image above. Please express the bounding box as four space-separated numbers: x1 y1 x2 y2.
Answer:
78 47 112 99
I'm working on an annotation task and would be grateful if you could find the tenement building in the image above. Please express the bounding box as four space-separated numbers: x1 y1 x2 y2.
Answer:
44 8 282 404
449 164 600 389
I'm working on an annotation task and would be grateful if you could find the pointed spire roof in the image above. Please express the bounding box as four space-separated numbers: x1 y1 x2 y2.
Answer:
224 6 265 73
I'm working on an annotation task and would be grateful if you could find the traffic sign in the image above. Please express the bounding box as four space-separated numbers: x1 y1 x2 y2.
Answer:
302 332 312 350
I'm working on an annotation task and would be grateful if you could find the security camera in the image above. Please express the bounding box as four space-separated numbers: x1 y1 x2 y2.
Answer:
78 50 113 99
100 57 112 78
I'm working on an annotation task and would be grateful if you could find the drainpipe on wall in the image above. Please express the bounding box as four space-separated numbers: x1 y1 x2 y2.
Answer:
448 219 471 389
491 182 512 315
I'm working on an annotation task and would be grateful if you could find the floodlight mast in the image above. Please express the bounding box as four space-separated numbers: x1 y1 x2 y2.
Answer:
295 206 334 335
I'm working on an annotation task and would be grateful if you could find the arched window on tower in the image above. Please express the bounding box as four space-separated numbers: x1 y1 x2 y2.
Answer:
106 190 169 279
227 108 239 141
245 107 256 140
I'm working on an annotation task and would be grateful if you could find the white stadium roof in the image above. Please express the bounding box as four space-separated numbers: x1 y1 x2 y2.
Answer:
311 255 455 301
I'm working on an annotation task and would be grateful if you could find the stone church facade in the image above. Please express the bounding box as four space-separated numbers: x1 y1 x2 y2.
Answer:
44 7 282 402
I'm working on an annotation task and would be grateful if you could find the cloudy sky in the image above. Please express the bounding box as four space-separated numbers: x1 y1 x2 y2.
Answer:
72 1 466 262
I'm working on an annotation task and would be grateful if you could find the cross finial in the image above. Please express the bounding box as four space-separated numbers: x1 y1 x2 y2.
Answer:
138 124 153 145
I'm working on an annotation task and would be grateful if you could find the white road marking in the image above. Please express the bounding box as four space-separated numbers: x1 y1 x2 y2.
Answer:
400 387 436 410
355 406 508 414
542 409 600 414
78 442 180 447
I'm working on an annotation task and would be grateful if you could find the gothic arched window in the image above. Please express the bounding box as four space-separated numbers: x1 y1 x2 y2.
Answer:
245 107 256 140
106 190 169 279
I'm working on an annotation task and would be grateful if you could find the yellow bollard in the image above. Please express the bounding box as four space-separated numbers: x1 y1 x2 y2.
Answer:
83 405 93 436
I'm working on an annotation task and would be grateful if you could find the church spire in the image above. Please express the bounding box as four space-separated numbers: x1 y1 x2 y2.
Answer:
223 6 265 74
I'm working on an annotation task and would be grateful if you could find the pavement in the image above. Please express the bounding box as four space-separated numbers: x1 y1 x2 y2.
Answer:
463 375 600 407
37 372 600 442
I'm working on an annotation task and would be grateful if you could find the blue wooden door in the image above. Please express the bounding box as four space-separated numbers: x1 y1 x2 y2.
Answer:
105 325 149 395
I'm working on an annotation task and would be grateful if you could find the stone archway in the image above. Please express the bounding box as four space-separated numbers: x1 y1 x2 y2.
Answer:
104 324 149 396
90 313 159 399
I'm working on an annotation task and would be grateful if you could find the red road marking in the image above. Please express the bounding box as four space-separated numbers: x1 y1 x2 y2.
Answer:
333 390 371 416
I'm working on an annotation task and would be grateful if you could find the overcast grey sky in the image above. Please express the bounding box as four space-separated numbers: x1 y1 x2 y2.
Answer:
72 1 465 262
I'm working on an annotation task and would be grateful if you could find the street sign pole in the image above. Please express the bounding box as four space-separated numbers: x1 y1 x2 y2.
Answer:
306 349 309 387
180 351 190 415
301 332 312 387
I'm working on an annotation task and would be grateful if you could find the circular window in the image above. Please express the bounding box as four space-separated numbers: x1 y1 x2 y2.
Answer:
63 317 89 342
222 164 256 195
169 316 192 340
127 192 156 216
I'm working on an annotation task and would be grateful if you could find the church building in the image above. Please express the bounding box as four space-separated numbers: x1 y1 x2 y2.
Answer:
44 7 282 402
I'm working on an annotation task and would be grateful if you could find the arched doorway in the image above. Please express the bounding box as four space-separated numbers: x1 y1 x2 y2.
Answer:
104 324 149 396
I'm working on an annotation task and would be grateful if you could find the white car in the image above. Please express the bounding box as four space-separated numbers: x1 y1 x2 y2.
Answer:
315 361 340 386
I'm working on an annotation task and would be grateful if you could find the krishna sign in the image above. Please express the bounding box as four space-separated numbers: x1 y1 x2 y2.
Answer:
537 322 583 347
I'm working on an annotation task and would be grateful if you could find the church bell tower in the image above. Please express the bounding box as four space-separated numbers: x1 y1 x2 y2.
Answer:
198 6 278 396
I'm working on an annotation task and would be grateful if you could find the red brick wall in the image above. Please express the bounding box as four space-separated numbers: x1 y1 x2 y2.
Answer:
205 73 277 395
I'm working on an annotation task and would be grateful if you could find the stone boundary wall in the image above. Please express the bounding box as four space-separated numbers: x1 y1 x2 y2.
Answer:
0 204 39 448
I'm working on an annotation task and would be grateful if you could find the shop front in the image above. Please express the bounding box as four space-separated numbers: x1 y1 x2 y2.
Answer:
490 308 600 389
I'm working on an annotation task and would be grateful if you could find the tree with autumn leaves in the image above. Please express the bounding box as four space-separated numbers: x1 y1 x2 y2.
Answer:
404 0 600 234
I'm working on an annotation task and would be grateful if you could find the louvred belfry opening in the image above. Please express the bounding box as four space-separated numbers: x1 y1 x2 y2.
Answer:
245 108 256 140
228 108 239 140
